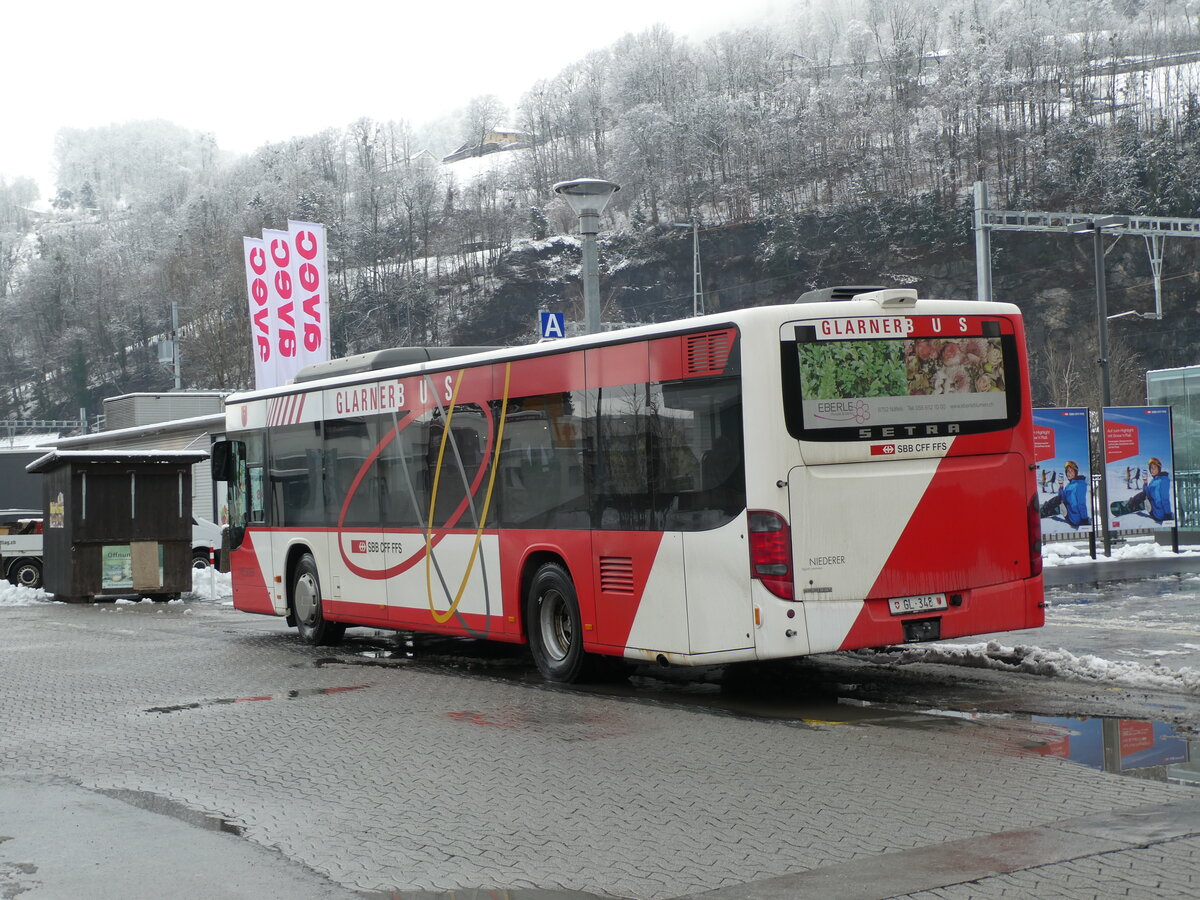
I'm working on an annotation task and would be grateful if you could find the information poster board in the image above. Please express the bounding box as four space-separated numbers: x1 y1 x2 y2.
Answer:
1104 406 1176 531
1033 408 1092 534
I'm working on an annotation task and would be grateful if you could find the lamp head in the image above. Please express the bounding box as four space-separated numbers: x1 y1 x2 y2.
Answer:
553 178 620 216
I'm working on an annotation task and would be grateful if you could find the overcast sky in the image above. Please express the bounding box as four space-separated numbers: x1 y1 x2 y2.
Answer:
3 0 784 198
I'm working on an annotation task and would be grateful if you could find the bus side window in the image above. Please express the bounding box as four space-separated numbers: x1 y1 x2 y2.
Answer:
496 392 588 529
379 412 427 528
427 404 489 528
268 423 326 527
656 377 744 530
594 383 653 530
324 417 381 527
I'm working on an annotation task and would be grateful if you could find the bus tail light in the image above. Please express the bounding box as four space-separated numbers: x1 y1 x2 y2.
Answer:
748 510 794 600
1027 493 1043 576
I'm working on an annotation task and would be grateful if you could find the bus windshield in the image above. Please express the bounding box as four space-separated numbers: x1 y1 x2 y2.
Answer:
783 314 1021 441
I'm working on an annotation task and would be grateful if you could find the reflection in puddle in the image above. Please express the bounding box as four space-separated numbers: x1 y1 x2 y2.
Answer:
1023 714 1200 786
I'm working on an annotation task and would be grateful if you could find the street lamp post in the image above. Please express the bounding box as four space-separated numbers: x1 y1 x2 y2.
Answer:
1067 215 1129 557
554 178 620 335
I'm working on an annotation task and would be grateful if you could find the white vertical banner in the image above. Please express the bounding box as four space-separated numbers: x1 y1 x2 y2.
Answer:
262 227 301 385
287 220 331 371
242 237 274 390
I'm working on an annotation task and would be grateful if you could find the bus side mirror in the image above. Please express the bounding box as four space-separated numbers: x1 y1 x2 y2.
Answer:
211 440 243 481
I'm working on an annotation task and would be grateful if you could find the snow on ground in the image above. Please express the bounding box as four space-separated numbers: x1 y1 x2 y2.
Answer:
0 568 232 607
1042 537 1200 566
860 639 1200 694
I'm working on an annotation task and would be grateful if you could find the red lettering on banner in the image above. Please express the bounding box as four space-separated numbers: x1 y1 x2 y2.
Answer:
274 270 292 299
295 230 318 260
249 247 267 275
251 278 268 306
253 306 270 335
298 262 319 292
278 301 295 327
1105 420 1139 463
1033 426 1055 462
256 335 270 362
270 239 290 267
279 331 297 357
304 323 322 352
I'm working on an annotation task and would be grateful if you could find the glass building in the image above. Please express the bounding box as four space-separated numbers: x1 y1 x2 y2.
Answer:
1146 366 1200 527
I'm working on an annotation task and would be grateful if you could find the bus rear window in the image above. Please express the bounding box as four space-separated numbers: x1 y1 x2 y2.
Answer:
782 315 1021 441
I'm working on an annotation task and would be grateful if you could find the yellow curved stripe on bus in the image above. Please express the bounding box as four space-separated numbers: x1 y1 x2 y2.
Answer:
425 364 511 625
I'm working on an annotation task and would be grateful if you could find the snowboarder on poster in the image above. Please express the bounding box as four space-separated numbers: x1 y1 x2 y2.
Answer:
1110 457 1174 523
1039 460 1090 528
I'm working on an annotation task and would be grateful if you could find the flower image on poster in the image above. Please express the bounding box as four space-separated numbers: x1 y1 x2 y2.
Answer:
904 337 1005 396
1033 408 1092 534
1104 406 1176 531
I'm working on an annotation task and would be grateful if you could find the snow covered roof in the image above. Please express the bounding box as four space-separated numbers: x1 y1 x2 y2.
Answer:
26 449 210 473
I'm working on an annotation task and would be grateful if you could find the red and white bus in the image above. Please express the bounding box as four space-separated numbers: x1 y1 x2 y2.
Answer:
211 287 1043 682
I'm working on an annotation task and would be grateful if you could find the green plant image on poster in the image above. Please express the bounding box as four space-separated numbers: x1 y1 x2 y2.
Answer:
797 341 907 401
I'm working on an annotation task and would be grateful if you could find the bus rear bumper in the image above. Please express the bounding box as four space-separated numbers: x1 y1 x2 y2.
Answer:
837 574 1045 651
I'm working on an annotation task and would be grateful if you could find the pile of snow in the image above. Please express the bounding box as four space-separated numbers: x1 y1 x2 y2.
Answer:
1043 538 1200 566
0 568 233 607
860 639 1200 693
0 583 54 606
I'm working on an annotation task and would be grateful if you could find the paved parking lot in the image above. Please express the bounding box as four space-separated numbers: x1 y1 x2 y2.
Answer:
1 599 1197 898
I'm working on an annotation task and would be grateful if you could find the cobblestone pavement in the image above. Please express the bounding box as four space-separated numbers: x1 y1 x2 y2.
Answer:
1 599 1197 898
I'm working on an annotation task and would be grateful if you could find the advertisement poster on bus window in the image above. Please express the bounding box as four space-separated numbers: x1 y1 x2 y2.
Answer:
1033 408 1092 534
1103 406 1176 531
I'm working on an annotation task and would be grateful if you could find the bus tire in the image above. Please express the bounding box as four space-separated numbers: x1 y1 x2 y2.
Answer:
291 553 345 646
191 549 211 569
525 561 587 683
9 558 43 589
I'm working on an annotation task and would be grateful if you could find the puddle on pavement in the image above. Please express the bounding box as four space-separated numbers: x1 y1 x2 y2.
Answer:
334 632 1200 785
97 788 244 835
145 684 370 713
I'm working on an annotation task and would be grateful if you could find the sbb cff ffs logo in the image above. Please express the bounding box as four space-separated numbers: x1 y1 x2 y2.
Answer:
351 540 368 553
871 444 896 456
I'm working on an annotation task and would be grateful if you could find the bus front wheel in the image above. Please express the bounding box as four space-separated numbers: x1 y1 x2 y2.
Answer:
291 553 345 646
526 562 587 683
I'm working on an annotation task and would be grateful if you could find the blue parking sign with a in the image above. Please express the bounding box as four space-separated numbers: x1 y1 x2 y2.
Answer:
539 311 566 339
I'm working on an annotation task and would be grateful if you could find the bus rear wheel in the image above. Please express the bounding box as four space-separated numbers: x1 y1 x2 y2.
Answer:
291 553 345 646
525 562 588 683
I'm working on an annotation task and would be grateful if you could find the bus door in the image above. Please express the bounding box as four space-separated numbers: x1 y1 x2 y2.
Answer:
214 427 275 615
588 342 690 655
323 416 388 615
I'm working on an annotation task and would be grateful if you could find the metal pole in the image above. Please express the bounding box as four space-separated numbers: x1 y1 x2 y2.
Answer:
973 181 993 301
1094 228 1113 557
692 222 704 316
579 210 601 334
171 302 182 390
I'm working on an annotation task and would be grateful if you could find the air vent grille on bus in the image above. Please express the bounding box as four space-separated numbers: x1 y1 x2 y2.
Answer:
599 556 635 594
685 330 733 376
